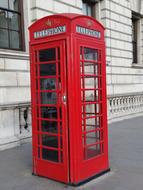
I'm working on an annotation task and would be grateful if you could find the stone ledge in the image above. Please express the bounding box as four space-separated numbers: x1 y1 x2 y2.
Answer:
0 102 31 110
0 50 29 60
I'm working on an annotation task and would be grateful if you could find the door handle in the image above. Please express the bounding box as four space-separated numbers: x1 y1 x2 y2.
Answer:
63 95 66 102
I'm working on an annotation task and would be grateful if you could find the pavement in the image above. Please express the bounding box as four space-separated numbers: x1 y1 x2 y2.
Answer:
0 116 143 190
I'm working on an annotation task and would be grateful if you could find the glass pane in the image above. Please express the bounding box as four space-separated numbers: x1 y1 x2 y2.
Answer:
87 5 92 16
9 31 20 49
84 48 98 61
82 104 95 118
59 151 63 162
40 64 56 76
0 0 8 9
41 107 57 119
82 3 87 15
39 48 56 62
83 131 102 145
83 63 94 75
41 120 58 133
84 144 103 159
81 90 101 102
38 147 40 158
82 63 99 75
8 12 19 30
42 148 58 162
83 116 101 131
0 9 8 28
81 91 95 102
82 3 92 16
84 77 98 89
58 47 60 60
41 92 57 104
82 104 101 117
85 91 94 102
9 0 19 11
42 134 58 148
40 78 56 90
0 29 9 48
82 103 101 114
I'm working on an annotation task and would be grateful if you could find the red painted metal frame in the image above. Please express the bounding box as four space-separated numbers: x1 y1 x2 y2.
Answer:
30 41 69 182
72 38 109 183
29 13 109 185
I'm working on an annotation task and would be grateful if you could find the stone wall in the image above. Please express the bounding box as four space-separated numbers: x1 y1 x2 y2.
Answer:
0 0 31 149
0 0 143 149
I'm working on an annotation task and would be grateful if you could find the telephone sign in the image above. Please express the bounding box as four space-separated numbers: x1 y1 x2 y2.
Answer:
34 25 66 38
29 13 109 185
76 25 101 38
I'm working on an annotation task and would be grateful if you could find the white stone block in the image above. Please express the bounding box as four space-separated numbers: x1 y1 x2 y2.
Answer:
107 84 114 95
56 0 77 7
53 1 69 13
106 66 111 74
0 110 15 138
0 87 31 104
106 47 111 56
105 38 111 46
31 9 37 21
69 6 82 14
0 72 17 86
107 74 112 84
105 0 110 9
105 29 110 37
119 16 131 25
111 57 131 67
30 0 36 7
124 42 132 51
112 66 126 74
5 59 28 71
111 48 120 57
124 25 132 34
34 9 53 20
110 20 117 30
105 19 110 28
101 10 106 18
13 109 20 136
113 83 143 94
106 55 111 63
0 58 5 69
36 0 54 11
111 12 120 21
123 7 131 17
101 18 106 27
76 0 82 8
27 60 30 71
111 30 120 39
17 72 30 86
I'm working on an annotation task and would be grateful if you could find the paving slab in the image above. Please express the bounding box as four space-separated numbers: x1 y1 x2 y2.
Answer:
0 116 143 190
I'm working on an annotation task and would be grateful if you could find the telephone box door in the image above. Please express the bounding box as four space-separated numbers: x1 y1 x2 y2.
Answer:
31 40 69 182
74 39 109 182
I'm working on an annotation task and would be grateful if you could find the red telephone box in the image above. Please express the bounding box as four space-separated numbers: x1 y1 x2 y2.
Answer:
29 13 109 185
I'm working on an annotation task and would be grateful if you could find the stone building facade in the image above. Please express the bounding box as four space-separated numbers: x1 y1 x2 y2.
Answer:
0 0 143 149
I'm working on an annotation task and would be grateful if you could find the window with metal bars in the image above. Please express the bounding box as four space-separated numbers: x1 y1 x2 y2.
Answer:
132 15 138 63
82 0 96 17
0 0 24 50
132 12 142 64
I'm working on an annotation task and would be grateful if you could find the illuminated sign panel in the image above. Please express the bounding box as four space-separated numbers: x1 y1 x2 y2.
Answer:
34 25 66 39
76 25 101 39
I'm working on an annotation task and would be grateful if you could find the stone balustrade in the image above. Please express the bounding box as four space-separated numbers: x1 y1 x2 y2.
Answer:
108 93 143 122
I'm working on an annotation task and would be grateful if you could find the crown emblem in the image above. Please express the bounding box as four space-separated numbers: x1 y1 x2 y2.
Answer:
46 19 52 26
87 20 93 27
